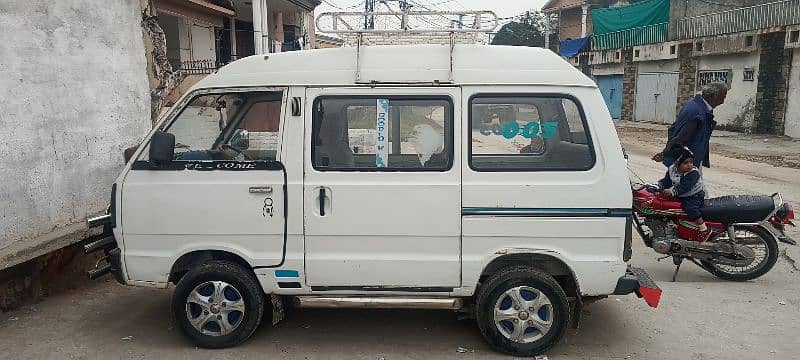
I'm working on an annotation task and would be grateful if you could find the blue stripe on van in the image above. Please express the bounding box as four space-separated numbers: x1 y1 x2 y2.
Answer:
461 208 632 217
274 270 300 278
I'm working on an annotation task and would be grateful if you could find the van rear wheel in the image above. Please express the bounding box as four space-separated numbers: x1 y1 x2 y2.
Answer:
172 260 264 348
476 266 569 357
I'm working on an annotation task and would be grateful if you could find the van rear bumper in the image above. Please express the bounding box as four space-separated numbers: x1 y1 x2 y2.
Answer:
613 266 661 308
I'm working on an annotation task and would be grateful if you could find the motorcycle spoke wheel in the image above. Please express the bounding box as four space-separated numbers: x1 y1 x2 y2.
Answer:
707 228 770 276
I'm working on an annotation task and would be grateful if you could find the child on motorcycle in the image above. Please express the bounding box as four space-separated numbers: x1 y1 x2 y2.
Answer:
656 147 708 234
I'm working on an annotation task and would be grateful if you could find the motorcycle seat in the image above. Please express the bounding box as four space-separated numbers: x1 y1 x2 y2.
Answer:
701 195 775 224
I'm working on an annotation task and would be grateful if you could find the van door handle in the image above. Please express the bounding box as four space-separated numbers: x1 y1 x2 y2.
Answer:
249 186 273 194
319 188 327 216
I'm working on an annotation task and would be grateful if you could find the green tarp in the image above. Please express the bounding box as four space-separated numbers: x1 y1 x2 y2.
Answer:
591 0 669 48
592 0 670 35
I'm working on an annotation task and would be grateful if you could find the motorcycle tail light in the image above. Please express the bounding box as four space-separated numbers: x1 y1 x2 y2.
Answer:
777 203 795 224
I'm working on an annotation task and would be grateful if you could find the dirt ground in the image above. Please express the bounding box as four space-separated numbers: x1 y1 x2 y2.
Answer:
617 121 800 169
0 126 798 360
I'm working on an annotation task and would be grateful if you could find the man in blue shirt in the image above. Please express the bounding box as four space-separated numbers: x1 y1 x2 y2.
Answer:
652 82 728 173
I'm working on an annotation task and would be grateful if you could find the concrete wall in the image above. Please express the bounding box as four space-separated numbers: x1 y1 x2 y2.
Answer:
697 51 760 131
786 48 800 138
591 63 624 76
637 59 679 73
670 0 765 21
668 0 765 39
633 41 679 62
0 1 151 252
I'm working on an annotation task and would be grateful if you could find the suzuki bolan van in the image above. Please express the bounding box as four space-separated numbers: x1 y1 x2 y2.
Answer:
84 45 660 356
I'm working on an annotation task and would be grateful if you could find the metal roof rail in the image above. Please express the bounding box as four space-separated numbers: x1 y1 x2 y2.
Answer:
316 10 498 84
316 10 499 34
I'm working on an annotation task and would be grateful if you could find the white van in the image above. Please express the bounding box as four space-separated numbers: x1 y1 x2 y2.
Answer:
85 45 660 356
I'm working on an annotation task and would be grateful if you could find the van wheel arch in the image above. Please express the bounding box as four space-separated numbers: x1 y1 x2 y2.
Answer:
478 253 580 300
170 250 254 284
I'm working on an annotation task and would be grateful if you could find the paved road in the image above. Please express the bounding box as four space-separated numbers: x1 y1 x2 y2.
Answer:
1 145 798 360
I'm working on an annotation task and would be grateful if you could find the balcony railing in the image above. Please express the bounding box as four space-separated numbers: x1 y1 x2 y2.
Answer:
593 22 668 50
179 59 219 75
677 0 800 39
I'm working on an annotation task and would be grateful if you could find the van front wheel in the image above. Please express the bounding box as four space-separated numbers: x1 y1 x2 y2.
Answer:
476 266 569 356
172 260 265 348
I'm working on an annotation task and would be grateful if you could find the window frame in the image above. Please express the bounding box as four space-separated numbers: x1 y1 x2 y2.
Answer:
210 93 284 150
130 87 287 170
467 93 597 173
310 95 455 172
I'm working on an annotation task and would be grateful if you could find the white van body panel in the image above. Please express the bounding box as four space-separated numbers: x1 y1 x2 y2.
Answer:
460 217 628 296
119 88 290 285
459 85 630 296
255 85 308 295
199 45 597 89
303 87 462 288
113 45 632 299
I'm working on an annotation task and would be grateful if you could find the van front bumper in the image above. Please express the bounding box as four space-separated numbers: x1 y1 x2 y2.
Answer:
84 211 125 285
613 266 661 308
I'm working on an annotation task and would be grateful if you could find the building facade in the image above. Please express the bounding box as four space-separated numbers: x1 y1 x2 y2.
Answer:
155 0 322 74
543 0 800 138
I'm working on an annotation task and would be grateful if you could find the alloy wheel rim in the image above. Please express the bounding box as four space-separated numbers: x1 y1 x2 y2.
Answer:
493 286 554 343
185 281 245 336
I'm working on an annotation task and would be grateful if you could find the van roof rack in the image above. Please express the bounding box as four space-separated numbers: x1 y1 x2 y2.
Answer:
315 10 499 84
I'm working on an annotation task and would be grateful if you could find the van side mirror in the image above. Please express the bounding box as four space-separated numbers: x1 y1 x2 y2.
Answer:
149 131 175 165
123 145 140 164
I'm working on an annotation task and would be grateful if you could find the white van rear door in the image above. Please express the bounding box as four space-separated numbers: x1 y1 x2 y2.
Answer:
460 86 632 295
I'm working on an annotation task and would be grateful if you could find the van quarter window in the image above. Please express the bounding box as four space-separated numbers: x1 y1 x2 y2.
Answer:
140 91 283 163
312 96 453 171
469 95 595 171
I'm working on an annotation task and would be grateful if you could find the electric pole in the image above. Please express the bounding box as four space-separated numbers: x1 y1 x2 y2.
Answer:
365 0 376 29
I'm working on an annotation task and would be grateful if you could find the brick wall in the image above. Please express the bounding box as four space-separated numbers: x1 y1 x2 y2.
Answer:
1 243 102 311
621 48 637 121
754 31 793 134
676 42 698 114
558 7 585 41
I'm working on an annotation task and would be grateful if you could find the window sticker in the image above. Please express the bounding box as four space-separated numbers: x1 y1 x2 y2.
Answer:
376 99 389 167
478 121 559 140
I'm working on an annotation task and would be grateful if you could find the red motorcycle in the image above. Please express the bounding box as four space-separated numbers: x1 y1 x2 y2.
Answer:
631 184 795 281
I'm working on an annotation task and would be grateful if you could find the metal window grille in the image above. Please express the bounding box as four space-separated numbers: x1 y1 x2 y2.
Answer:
697 70 732 89
592 22 668 50
743 68 755 81
677 0 800 39
180 59 219 75
791 30 800 43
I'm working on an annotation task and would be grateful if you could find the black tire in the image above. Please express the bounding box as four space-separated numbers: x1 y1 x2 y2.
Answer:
700 226 779 282
172 260 265 348
476 266 569 357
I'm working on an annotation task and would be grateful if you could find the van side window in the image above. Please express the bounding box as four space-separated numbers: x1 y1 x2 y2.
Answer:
312 97 453 171
142 91 283 162
469 95 595 171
